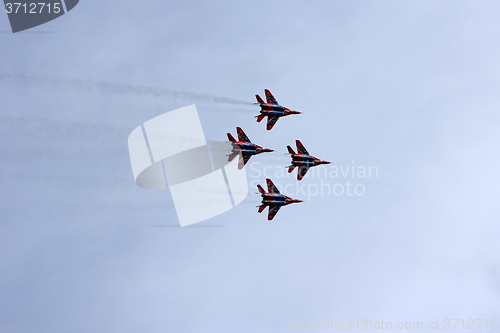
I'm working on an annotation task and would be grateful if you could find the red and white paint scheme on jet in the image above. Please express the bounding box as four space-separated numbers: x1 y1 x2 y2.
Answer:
227 127 274 169
254 89 301 130
257 178 303 220
287 140 331 181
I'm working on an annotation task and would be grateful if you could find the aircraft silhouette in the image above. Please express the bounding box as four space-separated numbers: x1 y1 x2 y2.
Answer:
287 140 330 180
255 89 301 130
257 178 303 220
227 127 273 169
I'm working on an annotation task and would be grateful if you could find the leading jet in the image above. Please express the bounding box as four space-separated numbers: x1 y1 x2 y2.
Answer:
255 89 301 130
227 127 274 169
287 140 331 181
257 178 303 220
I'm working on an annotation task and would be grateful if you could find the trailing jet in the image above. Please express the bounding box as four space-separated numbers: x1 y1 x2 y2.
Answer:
255 89 301 130
287 140 330 181
257 178 303 220
227 127 274 169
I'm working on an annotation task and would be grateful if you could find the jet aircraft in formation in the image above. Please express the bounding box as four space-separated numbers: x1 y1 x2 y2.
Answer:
287 140 330 180
255 89 301 130
257 179 303 220
222 89 329 220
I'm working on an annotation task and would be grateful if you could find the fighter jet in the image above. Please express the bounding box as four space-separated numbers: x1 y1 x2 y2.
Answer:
255 89 301 130
287 140 331 181
257 178 303 220
227 127 274 169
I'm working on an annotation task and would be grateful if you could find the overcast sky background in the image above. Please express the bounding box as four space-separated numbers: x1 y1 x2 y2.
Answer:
1 1 500 332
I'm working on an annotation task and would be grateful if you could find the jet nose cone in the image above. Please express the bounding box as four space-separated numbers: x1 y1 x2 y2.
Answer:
323 161 331 164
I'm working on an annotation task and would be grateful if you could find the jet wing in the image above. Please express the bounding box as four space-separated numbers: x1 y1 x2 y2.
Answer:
296 140 309 155
297 165 310 181
268 204 282 220
266 115 280 130
236 127 251 143
265 89 279 105
238 152 252 169
266 178 280 194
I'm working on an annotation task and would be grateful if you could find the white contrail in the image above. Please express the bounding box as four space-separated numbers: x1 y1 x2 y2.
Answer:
0 72 254 105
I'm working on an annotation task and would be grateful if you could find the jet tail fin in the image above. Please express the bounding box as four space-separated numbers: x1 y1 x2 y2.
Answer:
256 94 265 104
257 184 266 194
256 114 265 122
287 145 296 154
288 165 296 173
227 133 237 143
257 205 266 213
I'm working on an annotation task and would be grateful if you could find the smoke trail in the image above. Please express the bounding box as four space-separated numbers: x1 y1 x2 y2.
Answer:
0 72 254 105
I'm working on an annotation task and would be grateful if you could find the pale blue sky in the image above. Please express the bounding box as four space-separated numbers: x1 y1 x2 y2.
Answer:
1 1 500 332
